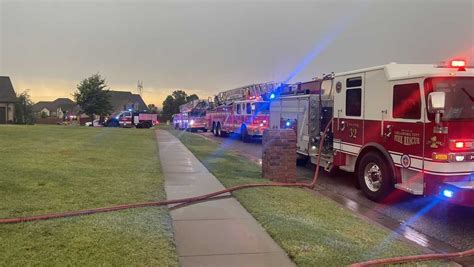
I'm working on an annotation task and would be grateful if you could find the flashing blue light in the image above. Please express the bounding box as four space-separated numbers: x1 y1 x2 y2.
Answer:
286 121 291 127
270 93 276 99
442 189 454 198
128 108 132 112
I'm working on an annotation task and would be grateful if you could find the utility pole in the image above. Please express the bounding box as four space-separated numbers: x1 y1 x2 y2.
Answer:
137 80 143 96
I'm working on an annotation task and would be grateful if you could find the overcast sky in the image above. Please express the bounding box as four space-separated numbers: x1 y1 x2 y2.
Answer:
1 0 473 107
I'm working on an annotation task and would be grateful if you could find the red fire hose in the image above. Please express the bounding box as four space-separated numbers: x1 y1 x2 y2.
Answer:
0 121 330 224
1 121 471 267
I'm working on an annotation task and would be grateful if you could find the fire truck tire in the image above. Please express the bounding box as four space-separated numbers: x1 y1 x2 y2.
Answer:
212 122 217 136
241 125 251 143
203 129 208 133
143 122 151 129
357 152 393 202
216 123 222 137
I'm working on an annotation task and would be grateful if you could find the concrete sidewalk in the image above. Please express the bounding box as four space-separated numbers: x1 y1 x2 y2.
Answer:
156 130 295 267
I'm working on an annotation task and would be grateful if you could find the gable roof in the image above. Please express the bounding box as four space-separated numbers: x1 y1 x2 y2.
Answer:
108 90 148 112
32 101 53 112
32 98 76 112
0 76 17 102
130 93 148 111
53 98 75 109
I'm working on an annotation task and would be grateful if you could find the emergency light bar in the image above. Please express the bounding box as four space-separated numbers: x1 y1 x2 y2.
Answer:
450 60 466 68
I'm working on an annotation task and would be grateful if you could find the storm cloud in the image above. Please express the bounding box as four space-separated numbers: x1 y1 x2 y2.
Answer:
1 0 472 106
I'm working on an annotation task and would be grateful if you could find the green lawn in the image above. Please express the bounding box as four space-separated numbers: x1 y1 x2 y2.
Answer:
0 125 177 266
165 127 443 267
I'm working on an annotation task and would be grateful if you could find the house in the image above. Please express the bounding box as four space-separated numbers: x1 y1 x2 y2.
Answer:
32 98 78 119
108 91 148 113
0 76 17 124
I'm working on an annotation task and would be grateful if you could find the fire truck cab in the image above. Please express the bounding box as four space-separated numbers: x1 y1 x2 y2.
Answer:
208 99 270 142
270 61 474 206
172 113 188 130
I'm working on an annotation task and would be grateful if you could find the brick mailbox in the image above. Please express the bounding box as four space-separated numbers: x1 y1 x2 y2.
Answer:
262 128 296 182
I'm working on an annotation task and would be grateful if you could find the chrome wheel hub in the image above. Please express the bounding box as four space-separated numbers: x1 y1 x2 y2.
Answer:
364 163 382 192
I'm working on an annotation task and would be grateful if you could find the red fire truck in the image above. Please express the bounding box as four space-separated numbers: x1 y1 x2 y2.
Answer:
106 110 158 128
270 60 474 206
206 83 279 142
172 113 188 130
182 100 211 132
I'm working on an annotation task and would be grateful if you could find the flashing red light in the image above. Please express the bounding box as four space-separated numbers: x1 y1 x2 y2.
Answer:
449 140 474 150
455 141 464 149
450 60 466 68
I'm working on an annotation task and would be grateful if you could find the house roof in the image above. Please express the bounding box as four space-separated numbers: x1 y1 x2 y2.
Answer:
32 101 53 112
0 76 17 102
53 98 75 109
32 98 76 112
108 90 148 112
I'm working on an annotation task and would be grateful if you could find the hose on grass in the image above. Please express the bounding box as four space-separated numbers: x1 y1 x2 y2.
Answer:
0 121 331 224
2 121 470 267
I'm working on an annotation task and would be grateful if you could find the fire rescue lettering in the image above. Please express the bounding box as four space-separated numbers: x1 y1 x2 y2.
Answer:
394 131 420 146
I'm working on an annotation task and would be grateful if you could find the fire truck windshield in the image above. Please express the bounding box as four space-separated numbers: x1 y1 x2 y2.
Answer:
254 102 270 114
189 110 206 117
429 77 474 121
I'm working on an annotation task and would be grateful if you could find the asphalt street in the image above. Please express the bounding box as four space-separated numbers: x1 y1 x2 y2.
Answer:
194 131 474 254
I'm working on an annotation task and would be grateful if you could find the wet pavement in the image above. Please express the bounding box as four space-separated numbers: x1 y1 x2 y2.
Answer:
194 131 474 254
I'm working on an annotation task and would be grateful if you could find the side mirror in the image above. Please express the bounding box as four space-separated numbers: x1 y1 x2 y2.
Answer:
427 92 445 113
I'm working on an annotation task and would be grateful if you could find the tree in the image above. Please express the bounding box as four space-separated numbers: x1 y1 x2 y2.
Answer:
187 94 199 102
147 104 158 113
172 90 188 106
162 95 176 121
161 90 199 121
73 74 112 122
14 90 35 124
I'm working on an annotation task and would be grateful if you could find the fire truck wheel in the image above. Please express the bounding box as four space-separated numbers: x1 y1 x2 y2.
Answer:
241 125 251 143
212 123 218 136
216 123 222 137
203 129 208 133
357 152 393 202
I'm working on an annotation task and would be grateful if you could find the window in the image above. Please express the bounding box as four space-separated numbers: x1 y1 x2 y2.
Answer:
346 77 362 88
393 83 421 119
255 102 270 114
246 103 252 114
236 103 241 114
346 89 362 116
